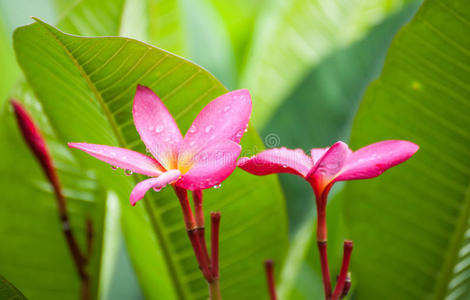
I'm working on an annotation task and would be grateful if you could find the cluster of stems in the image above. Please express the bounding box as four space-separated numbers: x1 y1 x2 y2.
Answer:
12 100 94 300
264 188 353 300
174 187 221 300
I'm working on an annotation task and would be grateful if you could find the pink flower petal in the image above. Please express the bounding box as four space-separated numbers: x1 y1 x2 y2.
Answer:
311 147 329 164
307 141 351 196
176 140 242 190
335 140 419 181
68 142 163 176
133 85 183 169
237 147 313 178
181 89 252 153
130 169 182 205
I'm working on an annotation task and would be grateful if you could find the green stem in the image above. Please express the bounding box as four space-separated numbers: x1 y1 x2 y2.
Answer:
208 278 222 300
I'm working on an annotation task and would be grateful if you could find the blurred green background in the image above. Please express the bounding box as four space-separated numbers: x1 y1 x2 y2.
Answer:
1 0 470 299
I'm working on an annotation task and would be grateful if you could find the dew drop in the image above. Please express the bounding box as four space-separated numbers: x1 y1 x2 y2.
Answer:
125 169 133 176
213 184 222 189
111 165 118 170
201 153 208 160
189 125 197 133
236 131 243 138
223 106 231 112
205 125 213 133
189 141 196 147
155 125 163 133
153 186 163 192
282 165 287 168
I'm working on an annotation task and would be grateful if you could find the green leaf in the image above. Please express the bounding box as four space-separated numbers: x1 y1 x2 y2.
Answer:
241 0 411 127
345 0 470 299
148 0 236 89
0 91 106 300
13 19 288 300
0 274 27 300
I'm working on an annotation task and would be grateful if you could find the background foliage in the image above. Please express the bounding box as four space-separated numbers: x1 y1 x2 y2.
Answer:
1 0 469 299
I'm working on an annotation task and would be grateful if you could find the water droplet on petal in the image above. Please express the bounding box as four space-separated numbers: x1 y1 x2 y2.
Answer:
201 153 208 160
213 184 222 189
282 165 287 168
125 169 133 176
223 106 231 112
236 131 243 138
155 125 163 133
189 141 196 147
205 125 213 133
111 165 118 170
153 186 162 192
189 125 197 133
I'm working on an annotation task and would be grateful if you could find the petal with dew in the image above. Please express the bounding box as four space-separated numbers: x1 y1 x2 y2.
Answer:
68 142 164 176
307 141 351 196
238 147 313 178
130 169 182 205
133 85 183 169
176 140 242 190
181 89 252 153
335 140 419 181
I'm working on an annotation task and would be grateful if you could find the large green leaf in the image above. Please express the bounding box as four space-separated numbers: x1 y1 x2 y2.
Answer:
241 0 410 127
13 19 288 300
345 0 470 299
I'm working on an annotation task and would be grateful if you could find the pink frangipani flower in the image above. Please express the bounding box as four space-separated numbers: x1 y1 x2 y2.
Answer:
238 140 419 239
69 85 252 205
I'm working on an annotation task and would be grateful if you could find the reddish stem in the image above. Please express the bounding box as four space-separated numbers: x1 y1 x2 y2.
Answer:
193 190 211 272
341 273 351 299
174 187 196 230
317 240 332 299
264 260 278 300
174 187 213 280
331 241 353 300
211 212 221 279
193 190 205 227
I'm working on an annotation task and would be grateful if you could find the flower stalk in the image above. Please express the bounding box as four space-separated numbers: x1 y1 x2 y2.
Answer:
331 241 353 300
174 187 222 299
12 100 93 300
264 260 278 300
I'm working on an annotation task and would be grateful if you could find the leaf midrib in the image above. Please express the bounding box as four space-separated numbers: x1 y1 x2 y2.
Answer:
35 19 189 300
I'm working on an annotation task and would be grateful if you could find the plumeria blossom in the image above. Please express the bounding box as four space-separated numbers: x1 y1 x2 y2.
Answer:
69 85 252 205
239 140 418 199
238 140 419 239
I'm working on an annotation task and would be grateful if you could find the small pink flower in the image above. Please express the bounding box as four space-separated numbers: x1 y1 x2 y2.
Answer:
69 85 252 205
238 140 418 241
238 140 419 199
